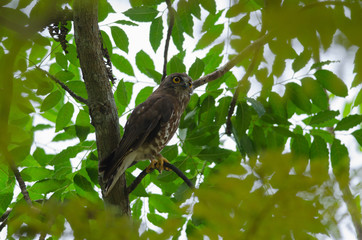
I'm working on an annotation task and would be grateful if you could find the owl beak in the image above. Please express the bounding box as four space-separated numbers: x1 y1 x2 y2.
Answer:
185 81 193 93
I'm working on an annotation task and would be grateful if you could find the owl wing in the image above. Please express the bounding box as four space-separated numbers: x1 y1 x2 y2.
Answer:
99 94 174 192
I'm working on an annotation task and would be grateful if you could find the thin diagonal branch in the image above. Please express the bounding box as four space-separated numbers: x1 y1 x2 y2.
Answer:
127 162 194 194
10 163 32 205
193 33 271 89
161 0 175 82
0 209 11 232
36 66 88 105
225 47 261 135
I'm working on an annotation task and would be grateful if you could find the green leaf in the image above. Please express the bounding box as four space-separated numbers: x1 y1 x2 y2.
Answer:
30 179 68 194
352 129 362 146
111 26 129 53
32 124 52 131
311 60 339 70
29 43 48 64
40 90 62 112
112 54 134 76
199 0 216 14
116 80 128 106
135 86 154 105
98 0 116 22
123 6 158 22
167 56 186 75
198 147 233 163
135 50 155 76
331 139 350 187
310 136 329 180
74 173 94 192
315 69 348 97
195 24 224 50
33 147 54 166
271 55 286 77
172 14 185 51
132 198 143 219
285 82 312 113
51 145 84 169
17 0 33 9
114 20 138 26
67 81 88 99
150 16 163 52
55 70 75 81
161 144 178 161
292 49 312 72
301 77 329 110
56 102 74 132
188 58 205 80
291 134 309 158
21 167 53 182
149 194 179 214
65 44 80 67
246 97 265 117
352 48 362 87
148 213 166 226
75 110 90 142
202 10 223 32
226 1 262 16
100 30 113 55
335 114 362 131
354 88 362 107
55 52 68 69
269 92 287 121
309 110 339 125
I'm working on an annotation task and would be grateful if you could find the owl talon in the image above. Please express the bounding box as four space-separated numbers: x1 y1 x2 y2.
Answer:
156 156 170 173
146 159 158 173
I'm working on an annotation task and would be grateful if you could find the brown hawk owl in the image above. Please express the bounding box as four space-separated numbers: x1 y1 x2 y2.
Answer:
99 73 193 196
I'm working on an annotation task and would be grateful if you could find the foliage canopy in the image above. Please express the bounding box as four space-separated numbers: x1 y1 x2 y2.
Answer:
0 0 362 239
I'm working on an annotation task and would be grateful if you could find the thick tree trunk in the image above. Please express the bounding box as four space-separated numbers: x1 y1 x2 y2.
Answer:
73 0 130 216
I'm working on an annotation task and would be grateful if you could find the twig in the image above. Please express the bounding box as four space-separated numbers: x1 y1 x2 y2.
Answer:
10 163 32 205
127 162 194 194
0 209 11 232
225 47 261 135
193 33 271 89
36 66 88 105
161 0 175 82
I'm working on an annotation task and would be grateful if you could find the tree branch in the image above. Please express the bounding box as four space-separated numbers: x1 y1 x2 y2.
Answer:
36 66 88 104
35 66 88 105
225 47 261 135
193 33 271 89
10 163 32 205
127 162 194 194
0 209 11 232
161 0 175 82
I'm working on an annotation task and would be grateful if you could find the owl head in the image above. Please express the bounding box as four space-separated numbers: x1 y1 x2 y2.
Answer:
160 73 193 96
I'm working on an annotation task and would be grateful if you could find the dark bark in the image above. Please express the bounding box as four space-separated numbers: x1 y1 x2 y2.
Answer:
73 0 130 215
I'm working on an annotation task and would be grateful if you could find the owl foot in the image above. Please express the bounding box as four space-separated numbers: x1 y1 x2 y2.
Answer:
146 159 158 173
146 157 171 173
155 156 170 173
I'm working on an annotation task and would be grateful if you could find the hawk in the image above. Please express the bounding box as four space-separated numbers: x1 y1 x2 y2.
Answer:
99 73 193 196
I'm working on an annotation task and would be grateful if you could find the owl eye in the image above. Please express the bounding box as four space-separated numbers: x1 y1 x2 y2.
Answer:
172 76 181 84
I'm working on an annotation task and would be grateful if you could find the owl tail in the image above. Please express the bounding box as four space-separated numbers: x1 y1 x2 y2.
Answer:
99 151 135 197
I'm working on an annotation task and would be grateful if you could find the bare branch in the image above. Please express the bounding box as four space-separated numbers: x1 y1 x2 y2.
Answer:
127 162 194 194
36 66 88 105
10 163 32 205
161 0 175 82
193 34 271 89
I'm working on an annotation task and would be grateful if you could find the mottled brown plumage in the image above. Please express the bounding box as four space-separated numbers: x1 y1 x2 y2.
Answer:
99 73 193 196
